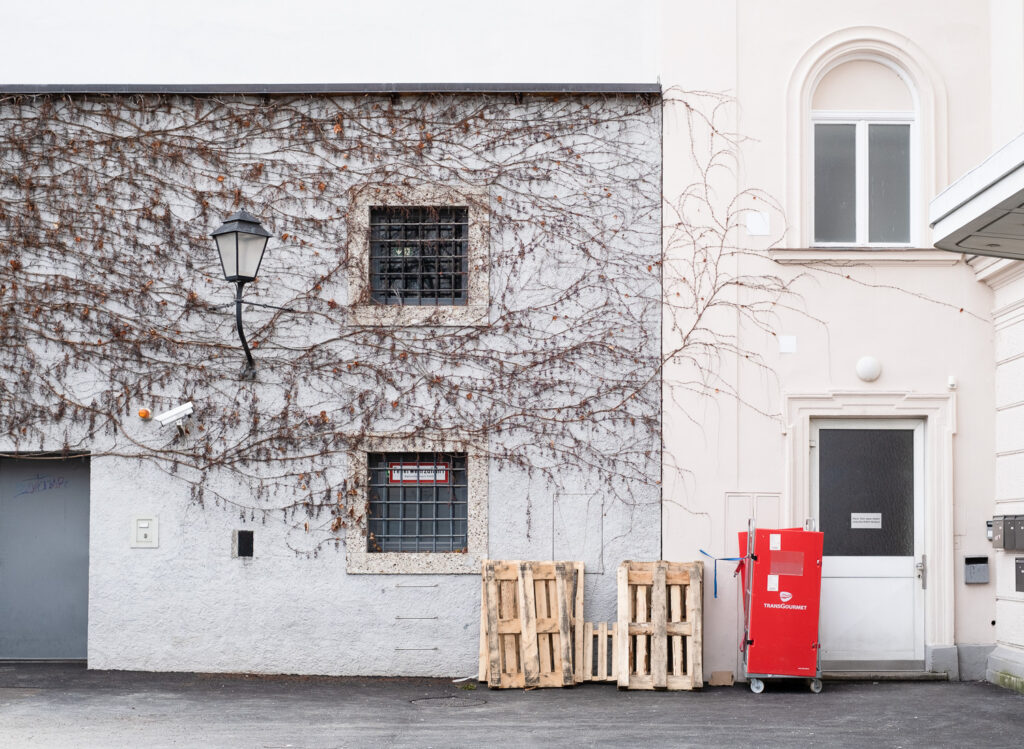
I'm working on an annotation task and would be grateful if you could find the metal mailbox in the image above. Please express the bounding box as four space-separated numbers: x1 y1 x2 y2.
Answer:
993 516 1005 549
1017 558 1024 593
1007 516 1022 551
964 556 989 584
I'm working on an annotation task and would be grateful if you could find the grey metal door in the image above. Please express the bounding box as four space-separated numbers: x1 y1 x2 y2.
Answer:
0 456 90 659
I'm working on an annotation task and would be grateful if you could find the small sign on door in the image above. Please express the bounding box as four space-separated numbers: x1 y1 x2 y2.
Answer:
851 512 882 529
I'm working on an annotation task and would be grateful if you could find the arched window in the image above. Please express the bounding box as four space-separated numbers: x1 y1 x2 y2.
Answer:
786 28 947 251
811 57 916 246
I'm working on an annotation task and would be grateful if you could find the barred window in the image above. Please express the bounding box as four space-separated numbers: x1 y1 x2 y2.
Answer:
366 451 468 552
369 206 468 305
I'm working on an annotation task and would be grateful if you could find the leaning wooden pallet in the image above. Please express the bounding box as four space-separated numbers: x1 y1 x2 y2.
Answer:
617 560 703 690
478 560 585 688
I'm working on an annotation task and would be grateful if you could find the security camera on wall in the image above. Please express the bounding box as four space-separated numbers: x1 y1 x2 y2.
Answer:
153 402 194 428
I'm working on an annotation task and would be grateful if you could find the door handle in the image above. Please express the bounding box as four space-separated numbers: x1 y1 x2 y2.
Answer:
916 554 927 590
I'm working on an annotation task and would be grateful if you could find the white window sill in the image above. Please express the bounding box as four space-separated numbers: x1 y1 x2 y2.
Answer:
346 550 483 575
770 247 960 265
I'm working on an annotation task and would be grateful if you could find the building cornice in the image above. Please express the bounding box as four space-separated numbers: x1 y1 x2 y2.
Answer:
0 82 662 96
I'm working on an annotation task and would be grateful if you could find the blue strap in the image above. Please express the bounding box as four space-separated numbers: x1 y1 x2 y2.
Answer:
699 549 744 599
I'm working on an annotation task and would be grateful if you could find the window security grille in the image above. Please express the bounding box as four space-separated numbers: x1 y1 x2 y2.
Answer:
366 452 468 552
369 206 468 305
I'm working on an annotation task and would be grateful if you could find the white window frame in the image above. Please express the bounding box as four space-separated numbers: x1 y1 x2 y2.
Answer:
810 110 918 248
346 185 490 327
345 435 488 575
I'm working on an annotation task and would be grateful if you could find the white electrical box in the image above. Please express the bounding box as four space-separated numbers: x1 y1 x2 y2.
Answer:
131 516 159 548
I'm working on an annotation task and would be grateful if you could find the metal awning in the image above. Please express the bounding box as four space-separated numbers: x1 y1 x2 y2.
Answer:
930 131 1024 259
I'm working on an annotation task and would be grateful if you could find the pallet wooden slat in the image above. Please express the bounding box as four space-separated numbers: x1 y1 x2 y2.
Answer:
518 563 541 688
651 562 668 688
670 583 683 678
484 563 504 687
572 565 585 684
616 564 630 689
615 560 704 690
479 560 584 689
479 575 488 682
635 582 648 683
685 561 703 689
554 563 574 686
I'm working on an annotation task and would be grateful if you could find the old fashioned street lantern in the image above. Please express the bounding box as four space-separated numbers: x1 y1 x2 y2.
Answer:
212 209 270 283
211 210 272 379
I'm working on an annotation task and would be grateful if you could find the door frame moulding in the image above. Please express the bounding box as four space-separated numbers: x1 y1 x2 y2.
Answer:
782 391 955 649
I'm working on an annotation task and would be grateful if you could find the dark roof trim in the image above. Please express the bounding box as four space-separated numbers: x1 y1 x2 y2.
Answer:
0 82 661 96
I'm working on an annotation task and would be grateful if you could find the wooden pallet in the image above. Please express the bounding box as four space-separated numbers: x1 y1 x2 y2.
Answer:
616 560 703 690
478 560 585 688
582 622 618 682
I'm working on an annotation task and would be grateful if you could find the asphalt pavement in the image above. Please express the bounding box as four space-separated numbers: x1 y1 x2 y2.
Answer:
1 663 1023 748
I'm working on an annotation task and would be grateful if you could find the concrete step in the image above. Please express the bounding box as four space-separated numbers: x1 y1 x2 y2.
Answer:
822 670 949 681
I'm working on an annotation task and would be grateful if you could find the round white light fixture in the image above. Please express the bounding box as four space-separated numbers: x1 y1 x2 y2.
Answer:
856 355 882 382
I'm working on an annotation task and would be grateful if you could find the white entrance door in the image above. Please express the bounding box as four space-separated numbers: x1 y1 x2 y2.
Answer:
810 419 925 670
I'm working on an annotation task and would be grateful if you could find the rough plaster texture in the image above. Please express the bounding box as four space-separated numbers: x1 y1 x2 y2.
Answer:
88 438 659 676
59 93 664 676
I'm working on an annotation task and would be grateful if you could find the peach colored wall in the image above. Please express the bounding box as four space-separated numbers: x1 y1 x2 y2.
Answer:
662 0 998 678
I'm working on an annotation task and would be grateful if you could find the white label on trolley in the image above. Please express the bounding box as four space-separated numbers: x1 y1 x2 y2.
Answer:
766 574 779 592
769 533 781 551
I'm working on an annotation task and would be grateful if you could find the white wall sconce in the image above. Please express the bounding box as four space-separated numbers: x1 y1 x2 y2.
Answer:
856 355 882 382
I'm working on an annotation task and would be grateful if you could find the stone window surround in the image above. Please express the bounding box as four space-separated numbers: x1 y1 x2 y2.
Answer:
345 435 488 574
347 184 490 327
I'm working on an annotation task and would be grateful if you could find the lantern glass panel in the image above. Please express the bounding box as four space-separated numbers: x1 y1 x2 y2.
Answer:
237 233 268 280
216 233 238 279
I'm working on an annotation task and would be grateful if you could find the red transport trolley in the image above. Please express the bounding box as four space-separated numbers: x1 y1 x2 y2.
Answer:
736 524 824 693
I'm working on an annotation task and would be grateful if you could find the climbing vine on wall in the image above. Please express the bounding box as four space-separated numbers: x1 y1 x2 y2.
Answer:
0 90 793 553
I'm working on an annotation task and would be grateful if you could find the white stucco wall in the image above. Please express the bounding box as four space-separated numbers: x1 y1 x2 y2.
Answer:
661 0 998 680
88 449 659 674
0 92 662 676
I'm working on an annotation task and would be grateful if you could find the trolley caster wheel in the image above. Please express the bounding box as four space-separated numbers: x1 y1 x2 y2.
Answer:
809 679 823 694
749 678 765 694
